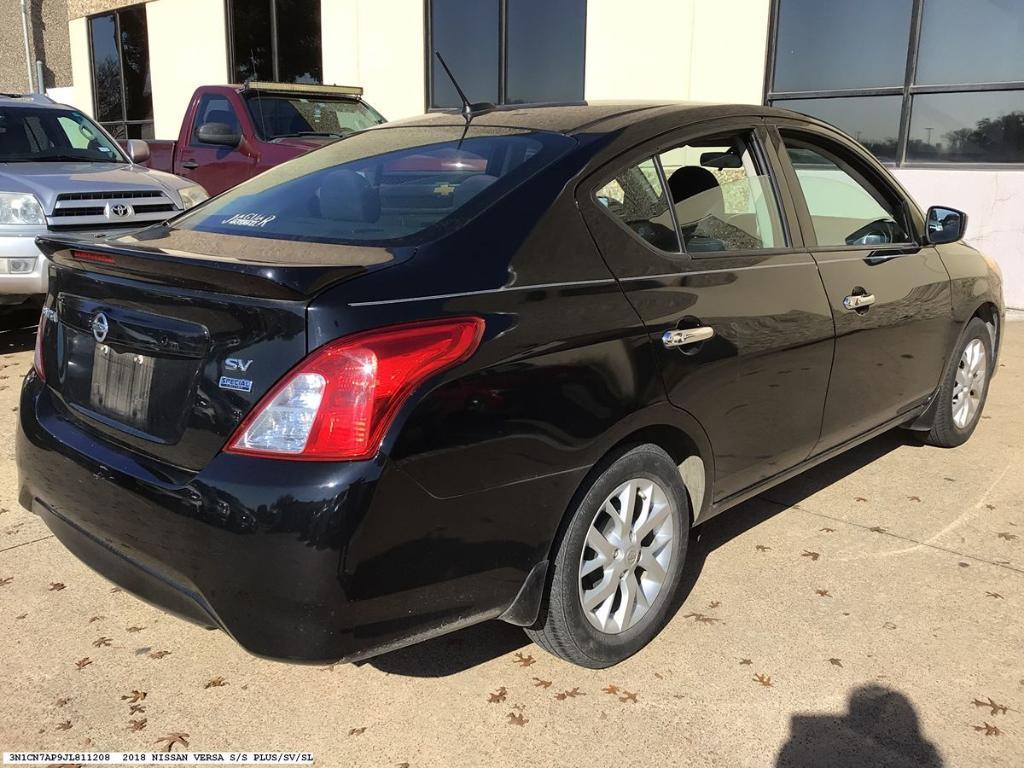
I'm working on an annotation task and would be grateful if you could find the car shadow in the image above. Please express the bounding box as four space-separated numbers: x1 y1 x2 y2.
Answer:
368 429 915 677
776 685 943 767
0 307 40 353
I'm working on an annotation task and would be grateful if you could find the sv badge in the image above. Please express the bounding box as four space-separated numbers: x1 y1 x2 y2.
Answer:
225 358 254 372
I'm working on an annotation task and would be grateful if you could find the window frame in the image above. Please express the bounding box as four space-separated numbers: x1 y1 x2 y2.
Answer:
86 6 154 141
582 121 798 261
763 0 1024 168
770 123 924 251
422 0 587 111
224 0 323 85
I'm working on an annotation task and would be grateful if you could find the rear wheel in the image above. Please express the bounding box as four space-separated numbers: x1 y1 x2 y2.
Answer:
924 317 993 447
526 444 690 668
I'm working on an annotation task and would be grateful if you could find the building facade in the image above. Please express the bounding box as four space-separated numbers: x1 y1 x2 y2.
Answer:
5 0 1023 306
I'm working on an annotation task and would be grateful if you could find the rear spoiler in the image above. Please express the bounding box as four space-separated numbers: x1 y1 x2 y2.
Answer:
242 81 364 98
36 235 371 301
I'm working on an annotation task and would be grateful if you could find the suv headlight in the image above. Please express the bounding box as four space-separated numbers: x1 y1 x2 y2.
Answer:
0 192 46 226
178 184 209 210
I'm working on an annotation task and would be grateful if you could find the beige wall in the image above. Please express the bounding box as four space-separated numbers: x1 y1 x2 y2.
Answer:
586 0 770 104
146 0 227 137
321 0 425 120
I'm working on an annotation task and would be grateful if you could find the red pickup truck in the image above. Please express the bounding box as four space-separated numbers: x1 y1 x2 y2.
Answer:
137 82 385 197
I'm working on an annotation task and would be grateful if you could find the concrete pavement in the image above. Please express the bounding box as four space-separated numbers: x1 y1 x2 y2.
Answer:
1 312 1021 767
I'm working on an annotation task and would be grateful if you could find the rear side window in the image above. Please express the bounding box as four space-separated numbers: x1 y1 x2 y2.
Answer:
782 136 912 246
595 158 679 252
174 126 574 245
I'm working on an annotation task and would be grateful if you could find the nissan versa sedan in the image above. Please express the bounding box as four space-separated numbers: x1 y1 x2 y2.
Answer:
18 103 1004 668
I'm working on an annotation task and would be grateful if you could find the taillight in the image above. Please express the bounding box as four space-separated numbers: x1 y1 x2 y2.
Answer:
226 317 485 461
33 309 47 381
71 250 116 265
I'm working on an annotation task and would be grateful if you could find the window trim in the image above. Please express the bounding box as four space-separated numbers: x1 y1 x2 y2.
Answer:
422 0 587 112
582 122 796 261
225 0 322 85
764 0 1024 168
86 7 154 141
773 126 922 251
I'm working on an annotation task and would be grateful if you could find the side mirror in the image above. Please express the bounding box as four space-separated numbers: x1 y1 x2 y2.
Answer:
196 122 241 148
125 139 150 164
926 205 967 245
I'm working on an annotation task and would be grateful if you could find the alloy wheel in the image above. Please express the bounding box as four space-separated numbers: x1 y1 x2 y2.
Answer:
952 338 987 429
578 478 674 634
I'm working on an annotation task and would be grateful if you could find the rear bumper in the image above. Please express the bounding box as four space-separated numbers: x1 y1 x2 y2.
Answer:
17 372 565 662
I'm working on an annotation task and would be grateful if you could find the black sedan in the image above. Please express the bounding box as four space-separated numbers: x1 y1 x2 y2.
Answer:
18 102 1004 668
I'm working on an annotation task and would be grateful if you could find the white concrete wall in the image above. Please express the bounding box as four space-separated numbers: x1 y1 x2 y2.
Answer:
146 0 228 138
67 16 92 116
322 0 425 120
895 169 1024 309
586 0 770 104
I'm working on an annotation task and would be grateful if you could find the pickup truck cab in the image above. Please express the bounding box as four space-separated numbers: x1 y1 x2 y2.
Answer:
0 93 208 308
141 82 385 196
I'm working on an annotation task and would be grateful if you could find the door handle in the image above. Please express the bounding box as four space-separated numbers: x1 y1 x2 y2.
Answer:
843 293 876 310
181 160 199 170
662 326 715 348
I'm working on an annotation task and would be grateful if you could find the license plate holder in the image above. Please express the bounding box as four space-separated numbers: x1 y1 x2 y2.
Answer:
90 343 155 429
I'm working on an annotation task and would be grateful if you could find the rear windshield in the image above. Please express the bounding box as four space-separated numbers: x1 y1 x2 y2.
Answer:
172 126 575 245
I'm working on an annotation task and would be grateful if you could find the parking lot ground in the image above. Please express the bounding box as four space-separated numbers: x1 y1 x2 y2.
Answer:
1 314 1022 768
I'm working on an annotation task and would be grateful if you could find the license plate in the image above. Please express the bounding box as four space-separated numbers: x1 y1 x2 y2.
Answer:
90 343 155 428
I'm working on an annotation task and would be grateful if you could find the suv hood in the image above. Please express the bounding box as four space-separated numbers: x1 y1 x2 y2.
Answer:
0 162 190 214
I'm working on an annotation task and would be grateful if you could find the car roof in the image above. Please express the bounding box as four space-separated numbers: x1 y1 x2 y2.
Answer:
386 101 789 136
0 93 62 108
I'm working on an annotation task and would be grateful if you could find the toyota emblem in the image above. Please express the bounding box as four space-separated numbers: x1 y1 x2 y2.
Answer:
105 203 132 219
92 312 109 343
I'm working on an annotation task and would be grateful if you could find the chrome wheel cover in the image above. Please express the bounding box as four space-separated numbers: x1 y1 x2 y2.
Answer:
578 478 674 634
952 338 987 429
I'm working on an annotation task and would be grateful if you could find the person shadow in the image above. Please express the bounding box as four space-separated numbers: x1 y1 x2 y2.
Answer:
777 685 943 768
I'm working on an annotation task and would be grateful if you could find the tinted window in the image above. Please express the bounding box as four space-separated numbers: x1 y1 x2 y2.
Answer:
783 138 910 247
118 6 152 125
595 158 679 253
506 0 585 104
773 96 903 163
228 0 322 84
175 128 574 245
907 91 1024 164
246 95 384 140
916 0 1024 85
193 95 240 141
430 0 499 108
89 14 122 124
773 0 912 91
0 108 123 162
659 133 783 252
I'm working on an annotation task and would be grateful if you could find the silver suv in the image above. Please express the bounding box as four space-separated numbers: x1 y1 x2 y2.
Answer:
0 94 208 308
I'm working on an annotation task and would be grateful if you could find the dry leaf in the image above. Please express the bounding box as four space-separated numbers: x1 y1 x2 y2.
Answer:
997 532 1018 542
815 589 831 598
753 673 773 688
129 704 146 715
148 650 171 659
487 687 508 704
49 582 65 591
554 687 584 701
801 550 820 561
511 652 535 667
985 591 1004 599
0 576 14 587
126 626 144 633
854 497 868 503
56 720 72 731
828 658 843 668
973 722 1001 736
532 678 552 688
121 690 147 703
755 545 771 552
88 616 104 623
92 637 112 648
869 526 886 533
129 719 147 732
204 677 228 689
74 658 92 671
739 659 753 666
707 601 721 609
506 712 528 727
618 690 638 703
972 697 1009 716
882 621 897 630
819 528 835 533
602 685 620 695
907 496 921 502
683 612 720 624
154 732 190 752
348 727 366 736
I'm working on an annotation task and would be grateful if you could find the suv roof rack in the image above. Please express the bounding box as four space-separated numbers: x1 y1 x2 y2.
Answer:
0 92 56 104
242 81 363 98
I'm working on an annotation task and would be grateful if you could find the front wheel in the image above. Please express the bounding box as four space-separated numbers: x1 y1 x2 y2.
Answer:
924 317 994 448
526 444 690 668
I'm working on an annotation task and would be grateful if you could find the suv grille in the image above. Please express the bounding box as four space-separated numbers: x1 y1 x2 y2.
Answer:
48 190 180 231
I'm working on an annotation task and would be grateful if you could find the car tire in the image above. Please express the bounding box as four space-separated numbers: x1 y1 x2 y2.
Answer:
924 317 993 448
526 444 690 668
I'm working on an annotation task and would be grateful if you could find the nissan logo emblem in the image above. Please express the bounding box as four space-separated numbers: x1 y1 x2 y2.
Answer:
105 203 132 219
92 312 109 344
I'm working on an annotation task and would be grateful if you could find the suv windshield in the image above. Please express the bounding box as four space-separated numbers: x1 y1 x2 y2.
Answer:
173 126 575 245
245 94 385 140
0 106 125 163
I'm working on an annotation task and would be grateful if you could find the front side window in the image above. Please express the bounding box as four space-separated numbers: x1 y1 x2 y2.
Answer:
0 107 124 163
659 133 783 252
783 136 911 247
173 127 574 245
88 5 153 139
595 158 679 253
193 95 240 143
